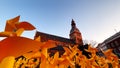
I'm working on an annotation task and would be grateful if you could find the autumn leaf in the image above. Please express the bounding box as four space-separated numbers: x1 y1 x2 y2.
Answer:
5 16 20 32
0 56 15 68
0 32 17 37
0 16 36 37
34 36 41 42
15 28 24 36
16 21 36 30
0 36 42 62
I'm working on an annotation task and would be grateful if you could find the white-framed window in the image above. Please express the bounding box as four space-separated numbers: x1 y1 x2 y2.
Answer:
102 46 107 51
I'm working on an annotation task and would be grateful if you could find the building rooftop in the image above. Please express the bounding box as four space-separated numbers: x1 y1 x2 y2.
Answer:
103 31 120 44
34 31 75 45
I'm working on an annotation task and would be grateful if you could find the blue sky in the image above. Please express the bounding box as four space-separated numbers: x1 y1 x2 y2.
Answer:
0 0 120 43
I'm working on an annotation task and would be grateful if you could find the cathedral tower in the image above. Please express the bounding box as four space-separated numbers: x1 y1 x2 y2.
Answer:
69 19 83 45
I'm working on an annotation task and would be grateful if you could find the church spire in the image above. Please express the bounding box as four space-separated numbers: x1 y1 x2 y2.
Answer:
69 19 83 45
71 19 76 26
70 19 80 34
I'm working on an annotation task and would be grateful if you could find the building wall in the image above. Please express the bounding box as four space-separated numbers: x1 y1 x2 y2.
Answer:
97 32 120 57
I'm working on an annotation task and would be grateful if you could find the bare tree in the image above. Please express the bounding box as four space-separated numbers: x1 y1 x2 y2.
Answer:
83 40 98 48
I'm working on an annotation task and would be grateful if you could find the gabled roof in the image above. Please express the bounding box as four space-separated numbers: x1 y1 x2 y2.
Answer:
103 31 120 44
34 31 75 44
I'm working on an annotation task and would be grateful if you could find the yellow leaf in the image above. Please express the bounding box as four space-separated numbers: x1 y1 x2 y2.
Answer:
41 48 48 58
34 36 41 42
0 56 15 68
5 16 20 32
70 49 77 59
23 51 41 59
63 47 72 55
0 32 17 37
15 28 24 36
52 52 59 64
0 36 42 62
59 64 66 68
41 40 56 49
16 21 36 30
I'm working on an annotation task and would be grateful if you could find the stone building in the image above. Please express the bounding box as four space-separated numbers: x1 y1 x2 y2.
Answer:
34 19 83 55
97 31 120 57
